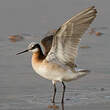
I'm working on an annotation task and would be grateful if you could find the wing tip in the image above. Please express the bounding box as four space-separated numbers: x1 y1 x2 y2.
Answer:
89 5 97 13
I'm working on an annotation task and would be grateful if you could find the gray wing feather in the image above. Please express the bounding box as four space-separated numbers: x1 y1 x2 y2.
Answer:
46 6 97 68
40 29 58 56
41 35 53 56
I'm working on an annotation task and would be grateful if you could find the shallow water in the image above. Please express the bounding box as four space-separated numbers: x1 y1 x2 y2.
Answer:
0 0 110 110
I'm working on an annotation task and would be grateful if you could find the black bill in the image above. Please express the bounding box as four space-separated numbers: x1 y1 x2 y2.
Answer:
16 49 28 55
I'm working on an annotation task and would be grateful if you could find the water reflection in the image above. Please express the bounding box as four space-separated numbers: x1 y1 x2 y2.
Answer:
48 103 64 110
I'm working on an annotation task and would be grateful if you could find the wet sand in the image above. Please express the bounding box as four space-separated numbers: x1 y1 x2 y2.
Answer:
0 0 110 110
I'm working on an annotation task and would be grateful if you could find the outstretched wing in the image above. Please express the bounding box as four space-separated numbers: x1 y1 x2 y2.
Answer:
41 35 53 56
46 6 97 68
40 29 58 56
40 29 57 56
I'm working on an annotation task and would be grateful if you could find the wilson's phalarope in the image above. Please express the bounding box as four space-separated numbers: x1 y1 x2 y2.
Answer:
16 6 97 103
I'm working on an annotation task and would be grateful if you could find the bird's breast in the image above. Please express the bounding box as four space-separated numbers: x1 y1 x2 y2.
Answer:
32 58 66 81
31 54 85 82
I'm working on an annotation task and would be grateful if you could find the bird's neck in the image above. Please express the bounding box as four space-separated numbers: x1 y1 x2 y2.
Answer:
32 48 45 63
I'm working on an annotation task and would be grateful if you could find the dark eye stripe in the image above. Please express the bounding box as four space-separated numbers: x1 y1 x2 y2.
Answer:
30 44 40 50
31 45 36 50
31 44 38 50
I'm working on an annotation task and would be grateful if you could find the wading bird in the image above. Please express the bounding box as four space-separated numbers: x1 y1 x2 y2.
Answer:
16 6 97 103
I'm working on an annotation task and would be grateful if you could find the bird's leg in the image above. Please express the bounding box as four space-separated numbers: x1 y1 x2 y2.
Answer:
61 82 66 103
52 81 57 103
61 103 64 110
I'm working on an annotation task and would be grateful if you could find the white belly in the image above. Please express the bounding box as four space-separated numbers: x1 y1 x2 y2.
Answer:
32 63 64 81
32 60 88 82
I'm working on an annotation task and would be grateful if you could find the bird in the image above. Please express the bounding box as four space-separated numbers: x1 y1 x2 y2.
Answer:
16 6 97 103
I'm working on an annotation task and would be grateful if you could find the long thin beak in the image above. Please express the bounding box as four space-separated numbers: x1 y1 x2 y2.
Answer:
16 49 28 55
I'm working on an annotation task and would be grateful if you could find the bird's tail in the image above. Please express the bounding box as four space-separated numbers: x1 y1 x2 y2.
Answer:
77 68 90 72
76 70 89 79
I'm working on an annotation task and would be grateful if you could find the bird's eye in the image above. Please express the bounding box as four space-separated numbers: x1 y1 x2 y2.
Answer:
31 45 37 50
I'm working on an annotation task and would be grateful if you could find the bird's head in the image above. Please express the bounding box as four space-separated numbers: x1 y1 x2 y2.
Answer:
16 42 41 55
